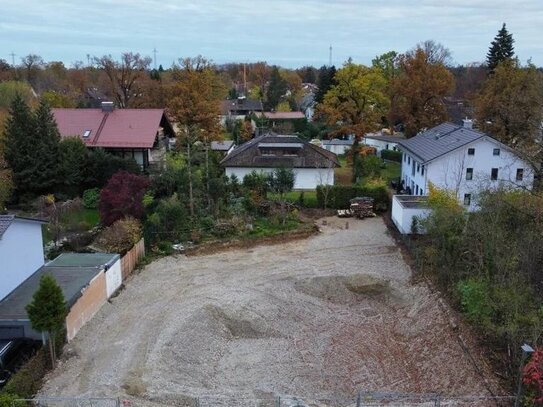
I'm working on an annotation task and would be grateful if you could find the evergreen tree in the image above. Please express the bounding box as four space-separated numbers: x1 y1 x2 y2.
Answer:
26 274 67 368
265 66 288 110
486 23 515 73
5 97 61 198
314 65 336 104
33 100 61 194
58 137 87 197
4 94 36 198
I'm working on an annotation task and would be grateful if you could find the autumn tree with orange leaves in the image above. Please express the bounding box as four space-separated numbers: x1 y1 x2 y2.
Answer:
392 47 455 137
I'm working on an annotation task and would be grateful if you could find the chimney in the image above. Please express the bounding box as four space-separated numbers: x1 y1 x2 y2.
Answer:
101 101 114 112
463 118 473 129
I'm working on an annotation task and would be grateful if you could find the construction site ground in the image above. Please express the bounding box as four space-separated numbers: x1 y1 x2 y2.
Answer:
39 217 503 406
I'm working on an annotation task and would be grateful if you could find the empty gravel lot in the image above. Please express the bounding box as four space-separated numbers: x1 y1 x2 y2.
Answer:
40 217 501 406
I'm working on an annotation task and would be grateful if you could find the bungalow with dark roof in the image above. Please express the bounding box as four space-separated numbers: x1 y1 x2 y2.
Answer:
220 133 340 190
52 102 176 169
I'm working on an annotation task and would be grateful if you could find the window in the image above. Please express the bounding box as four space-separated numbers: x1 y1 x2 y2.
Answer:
415 185 419 195
516 168 524 181
421 165 425 176
403 154 406 162
491 168 498 180
408 156 411 164
493 148 500 156
466 168 473 180
468 148 475 156
417 164 420 173
82 129 91 138
464 194 471 206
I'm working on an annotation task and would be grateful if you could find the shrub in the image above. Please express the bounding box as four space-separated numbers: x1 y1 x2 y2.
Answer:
457 278 493 328
381 149 402 162
95 217 142 254
99 171 150 226
2 349 47 398
82 188 100 209
144 194 190 245
316 184 389 210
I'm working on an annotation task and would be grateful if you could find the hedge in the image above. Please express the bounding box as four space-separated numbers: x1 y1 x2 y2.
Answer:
316 185 389 210
380 149 402 162
2 349 47 398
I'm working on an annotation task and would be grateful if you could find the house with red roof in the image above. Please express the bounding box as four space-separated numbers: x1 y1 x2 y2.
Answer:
52 102 176 169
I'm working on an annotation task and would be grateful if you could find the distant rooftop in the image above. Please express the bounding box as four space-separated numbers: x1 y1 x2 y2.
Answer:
322 138 354 146
211 140 235 151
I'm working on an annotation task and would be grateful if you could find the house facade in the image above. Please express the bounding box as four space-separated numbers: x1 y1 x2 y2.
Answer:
0 216 46 301
397 122 534 210
220 97 263 125
221 133 339 190
52 102 176 169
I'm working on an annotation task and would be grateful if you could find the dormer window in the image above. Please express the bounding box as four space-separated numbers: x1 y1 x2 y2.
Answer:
82 130 91 138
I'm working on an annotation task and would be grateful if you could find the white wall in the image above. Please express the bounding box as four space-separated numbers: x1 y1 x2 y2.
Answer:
400 152 428 196
0 220 44 300
391 196 431 235
323 144 351 155
401 137 534 210
104 257 122 298
225 167 335 190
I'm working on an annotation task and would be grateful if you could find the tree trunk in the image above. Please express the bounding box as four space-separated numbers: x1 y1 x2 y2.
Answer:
187 139 194 217
48 332 55 369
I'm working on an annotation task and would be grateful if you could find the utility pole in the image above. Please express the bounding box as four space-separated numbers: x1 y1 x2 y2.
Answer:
9 51 16 67
329 45 332 67
243 63 247 96
153 47 157 70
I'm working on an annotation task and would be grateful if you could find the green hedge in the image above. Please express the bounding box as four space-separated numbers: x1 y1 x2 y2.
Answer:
2 349 47 398
381 149 402 162
316 185 389 210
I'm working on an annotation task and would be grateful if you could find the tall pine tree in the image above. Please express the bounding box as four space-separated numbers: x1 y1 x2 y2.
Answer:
4 97 60 198
486 23 515 74
314 65 336 104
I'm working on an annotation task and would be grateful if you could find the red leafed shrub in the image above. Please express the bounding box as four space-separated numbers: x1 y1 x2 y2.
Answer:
99 171 150 226
523 348 543 405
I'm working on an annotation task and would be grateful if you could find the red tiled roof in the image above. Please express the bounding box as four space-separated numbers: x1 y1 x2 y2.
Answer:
52 108 167 149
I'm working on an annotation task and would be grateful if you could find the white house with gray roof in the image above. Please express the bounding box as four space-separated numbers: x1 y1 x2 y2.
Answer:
397 121 534 210
0 216 46 301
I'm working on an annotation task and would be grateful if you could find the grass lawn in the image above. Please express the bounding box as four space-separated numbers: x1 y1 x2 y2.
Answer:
379 161 401 183
335 156 352 185
42 208 100 245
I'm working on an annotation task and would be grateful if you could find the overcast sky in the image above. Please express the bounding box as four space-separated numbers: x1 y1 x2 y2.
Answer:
1 0 542 68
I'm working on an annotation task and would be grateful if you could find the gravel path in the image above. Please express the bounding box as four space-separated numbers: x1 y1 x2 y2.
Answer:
39 217 501 406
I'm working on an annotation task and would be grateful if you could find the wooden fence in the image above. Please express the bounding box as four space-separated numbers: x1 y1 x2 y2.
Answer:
121 238 145 280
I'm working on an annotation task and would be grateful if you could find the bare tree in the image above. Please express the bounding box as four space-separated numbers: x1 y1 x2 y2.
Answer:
20 54 44 85
412 40 453 66
93 52 152 108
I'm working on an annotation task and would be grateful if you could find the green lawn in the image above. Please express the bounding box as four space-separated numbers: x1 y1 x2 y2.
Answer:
42 208 100 244
268 191 319 208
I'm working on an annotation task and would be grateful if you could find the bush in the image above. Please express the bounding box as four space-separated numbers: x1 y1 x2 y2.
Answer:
144 194 190 245
316 184 389 210
0 393 24 407
82 188 100 209
381 149 402 162
99 171 150 226
95 217 142 254
2 349 47 398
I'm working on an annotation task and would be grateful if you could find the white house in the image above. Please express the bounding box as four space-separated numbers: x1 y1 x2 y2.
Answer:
0 216 46 301
363 133 405 154
395 121 533 213
322 138 354 155
221 133 340 190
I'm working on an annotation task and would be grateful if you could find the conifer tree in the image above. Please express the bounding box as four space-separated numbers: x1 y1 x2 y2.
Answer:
265 66 288 110
486 23 515 73
315 65 336 104
26 274 67 368
4 97 61 198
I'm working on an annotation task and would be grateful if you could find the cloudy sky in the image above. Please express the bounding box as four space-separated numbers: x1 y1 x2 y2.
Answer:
1 0 541 68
